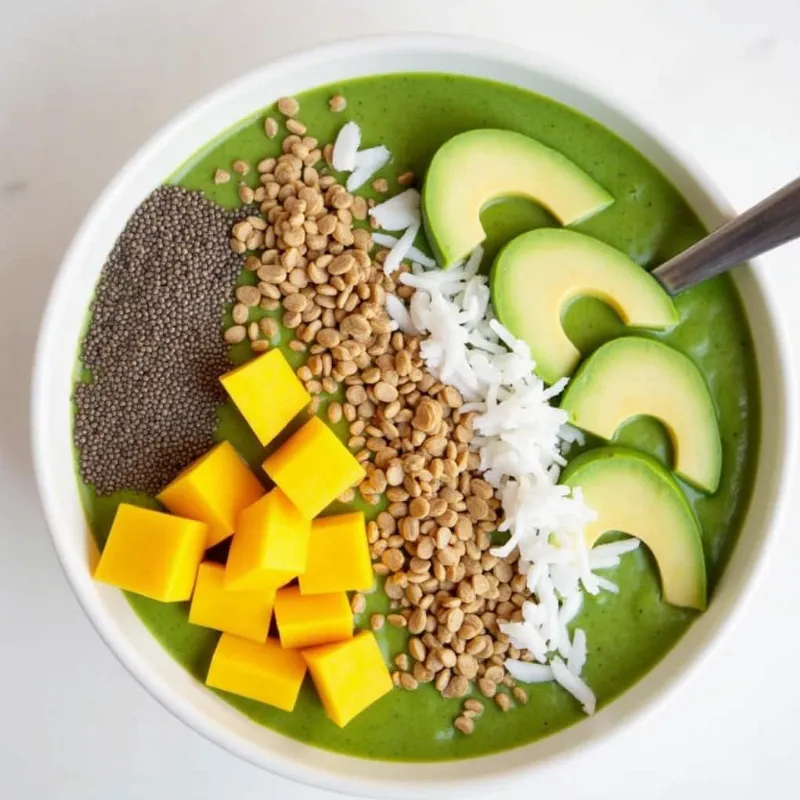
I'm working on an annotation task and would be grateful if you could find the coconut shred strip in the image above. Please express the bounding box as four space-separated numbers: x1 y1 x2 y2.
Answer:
332 122 392 192
378 212 641 715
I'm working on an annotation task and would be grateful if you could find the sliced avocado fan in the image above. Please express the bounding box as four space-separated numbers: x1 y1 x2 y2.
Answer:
561 447 707 610
490 229 678 384
561 337 722 493
422 129 613 268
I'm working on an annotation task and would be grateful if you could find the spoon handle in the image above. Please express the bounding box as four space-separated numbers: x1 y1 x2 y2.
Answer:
652 175 800 294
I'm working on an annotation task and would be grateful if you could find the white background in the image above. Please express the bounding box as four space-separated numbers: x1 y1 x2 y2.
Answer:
2 1 799 798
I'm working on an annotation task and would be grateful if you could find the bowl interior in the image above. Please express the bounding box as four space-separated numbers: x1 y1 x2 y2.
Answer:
32 34 792 799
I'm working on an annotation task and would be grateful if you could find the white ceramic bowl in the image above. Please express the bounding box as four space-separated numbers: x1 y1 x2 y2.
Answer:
32 34 794 799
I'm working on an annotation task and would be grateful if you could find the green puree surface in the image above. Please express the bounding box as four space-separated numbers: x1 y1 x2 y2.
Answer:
76 73 759 761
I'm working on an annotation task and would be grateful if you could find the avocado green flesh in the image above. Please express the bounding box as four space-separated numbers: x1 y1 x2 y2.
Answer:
491 228 678 384
561 337 722 493
422 128 613 268
562 448 707 610
73 74 759 761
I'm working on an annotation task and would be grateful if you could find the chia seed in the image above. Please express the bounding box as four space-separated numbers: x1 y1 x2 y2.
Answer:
73 185 243 495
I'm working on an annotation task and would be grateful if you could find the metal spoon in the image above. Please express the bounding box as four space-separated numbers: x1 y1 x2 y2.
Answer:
652 175 800 294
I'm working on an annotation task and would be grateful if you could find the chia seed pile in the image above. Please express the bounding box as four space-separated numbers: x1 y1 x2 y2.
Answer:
74 185 243 495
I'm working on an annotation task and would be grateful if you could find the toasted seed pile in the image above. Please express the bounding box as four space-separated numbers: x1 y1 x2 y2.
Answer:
221 99 537 725
74 186 242 495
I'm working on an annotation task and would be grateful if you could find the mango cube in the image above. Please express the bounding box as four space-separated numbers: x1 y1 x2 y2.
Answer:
225 489 310 591
189 562 275 641
206 633 307 712
274 586 353 649
299 512 373 595
303 631 392 727
263 417 366 519
220 350 310 446
94 503 207 601
157 441 265 549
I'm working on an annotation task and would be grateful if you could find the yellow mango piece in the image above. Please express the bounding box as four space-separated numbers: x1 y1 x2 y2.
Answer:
299 512 373 595
225 489 310 591
274 586 353 649
303 630 392 727
157 441 265 549
94 504 207 601
206 633 307 712
220 350 311 446
263 417 366 519
189 562 275 641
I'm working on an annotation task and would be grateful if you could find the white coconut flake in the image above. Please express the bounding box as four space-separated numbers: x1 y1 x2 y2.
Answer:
551 656 596 714
408 249 438 269
568 628 588 676
591 538 641 559
500 611 549 663
588 538 639 571
489 318 527 355
559 423 586 446
557 588 583 628
346 145 392 191
385 293 418 335
505 660 555 684
332 121 361 171
353 144 391 170
370 189 421 231
383 221 420 275
464 244 484 276
371 232 436 268
595 575 620 594
588 553 621 570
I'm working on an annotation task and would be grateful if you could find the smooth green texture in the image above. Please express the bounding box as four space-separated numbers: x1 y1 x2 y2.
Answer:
490 228 678 383
421 128 613 267
75 73 759 761
561 337 723 492
561 447 707 610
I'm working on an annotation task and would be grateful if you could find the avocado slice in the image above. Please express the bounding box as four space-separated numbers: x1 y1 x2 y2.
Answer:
561 447 707 610
422 129 613 268
561 337 722 493
491 229 678 384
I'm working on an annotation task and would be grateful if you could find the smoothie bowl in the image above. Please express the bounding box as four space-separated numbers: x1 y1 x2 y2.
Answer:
32 35 791 798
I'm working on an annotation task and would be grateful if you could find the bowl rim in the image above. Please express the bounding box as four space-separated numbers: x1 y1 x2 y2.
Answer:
31 32 796 799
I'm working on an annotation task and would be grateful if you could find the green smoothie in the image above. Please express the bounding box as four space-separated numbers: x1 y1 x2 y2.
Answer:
76 73 759 761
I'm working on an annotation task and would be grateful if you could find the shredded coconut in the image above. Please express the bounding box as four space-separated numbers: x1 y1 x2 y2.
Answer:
385 293 419 336
346 145 391 191
372 232 436 268
331 121 361 172
331 122 391 192
370 189 421 231
384 208 641 714
382 221 420 275
505 660 554 683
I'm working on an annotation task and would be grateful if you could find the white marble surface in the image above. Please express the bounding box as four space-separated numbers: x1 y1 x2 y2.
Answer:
2 1 800 798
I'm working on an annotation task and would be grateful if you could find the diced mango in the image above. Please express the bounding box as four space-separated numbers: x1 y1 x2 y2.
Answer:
189 562 275 641
94 504 207 601
225 489 310 591
220 350 311 446
274 586 353 649
206 633 307 712
157 441 265 549
299 512 373 595
263 417 366 519
303 631 392 727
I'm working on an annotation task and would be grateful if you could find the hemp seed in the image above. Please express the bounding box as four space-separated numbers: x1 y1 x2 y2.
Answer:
329 94 347 113
454 715 474 735
264 117 279 138
277 96 300 117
